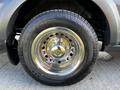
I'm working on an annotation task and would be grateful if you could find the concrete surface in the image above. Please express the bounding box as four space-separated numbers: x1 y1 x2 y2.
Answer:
0 49 120 90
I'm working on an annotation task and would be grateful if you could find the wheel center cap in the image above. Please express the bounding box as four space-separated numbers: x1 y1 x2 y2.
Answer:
51 45 65 58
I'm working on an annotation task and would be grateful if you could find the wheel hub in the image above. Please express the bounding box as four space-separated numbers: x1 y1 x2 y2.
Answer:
47 36 70 59
51 45 65 58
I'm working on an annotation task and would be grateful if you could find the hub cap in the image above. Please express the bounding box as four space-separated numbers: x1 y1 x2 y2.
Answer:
51 45 65 58
31 27 85 76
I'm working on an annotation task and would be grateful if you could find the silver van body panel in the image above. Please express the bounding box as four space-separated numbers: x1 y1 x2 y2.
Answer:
93 0 120 45
114 0 120 44
0 0 120 52
0 0 26 47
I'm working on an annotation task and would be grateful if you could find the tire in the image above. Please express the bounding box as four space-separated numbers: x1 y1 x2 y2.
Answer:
18 9 98 86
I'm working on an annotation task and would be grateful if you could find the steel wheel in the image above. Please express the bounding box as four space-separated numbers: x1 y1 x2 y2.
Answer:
31 27 85 76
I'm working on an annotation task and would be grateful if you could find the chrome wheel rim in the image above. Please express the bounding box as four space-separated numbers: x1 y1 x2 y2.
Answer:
31 27 85 76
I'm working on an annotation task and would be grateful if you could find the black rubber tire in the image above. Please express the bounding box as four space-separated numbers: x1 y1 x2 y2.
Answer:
18 9 98 86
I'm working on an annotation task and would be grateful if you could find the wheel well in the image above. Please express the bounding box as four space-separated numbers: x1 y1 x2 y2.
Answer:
14 0 110 45
7 0 110 65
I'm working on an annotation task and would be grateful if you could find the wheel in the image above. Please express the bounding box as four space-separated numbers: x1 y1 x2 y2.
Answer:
18 9 98 86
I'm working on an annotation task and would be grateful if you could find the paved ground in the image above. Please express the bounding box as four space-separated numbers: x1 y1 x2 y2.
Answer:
0 48 120 90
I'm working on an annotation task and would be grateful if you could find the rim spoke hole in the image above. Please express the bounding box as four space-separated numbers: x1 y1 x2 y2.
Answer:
70 53 73 56
50 35 53 37
46 37 49 40
58 61 61 64
43 41 46 44
42 46 45 49
50 59 52 61
69 39 72 42
67 57 69 60
45 55 48 58
56 33 59 36
65 36 68 38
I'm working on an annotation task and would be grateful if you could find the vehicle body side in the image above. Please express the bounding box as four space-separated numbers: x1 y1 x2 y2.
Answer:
0 0 120 55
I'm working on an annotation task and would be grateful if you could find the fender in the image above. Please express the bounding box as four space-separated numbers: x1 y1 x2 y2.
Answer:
0 0 120 52
0 0 26 52
92 0 120 45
